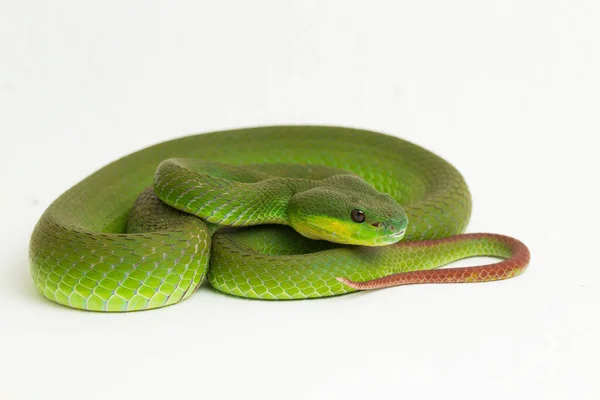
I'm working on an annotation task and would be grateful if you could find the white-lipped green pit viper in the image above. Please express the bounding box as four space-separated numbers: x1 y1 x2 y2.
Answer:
29 126 530 311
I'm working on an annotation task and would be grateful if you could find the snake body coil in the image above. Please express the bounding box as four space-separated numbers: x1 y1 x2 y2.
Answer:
29 126 529 311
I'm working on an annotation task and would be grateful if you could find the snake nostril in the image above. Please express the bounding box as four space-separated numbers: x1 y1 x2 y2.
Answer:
371 222 383 228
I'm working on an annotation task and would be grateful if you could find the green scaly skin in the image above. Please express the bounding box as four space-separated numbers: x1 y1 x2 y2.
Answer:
29 126 528 311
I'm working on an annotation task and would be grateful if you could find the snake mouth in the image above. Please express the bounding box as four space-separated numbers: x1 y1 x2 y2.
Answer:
381 229 406 244
373 228 406 246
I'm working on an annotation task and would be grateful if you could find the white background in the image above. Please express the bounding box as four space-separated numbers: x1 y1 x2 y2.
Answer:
1 1 598 399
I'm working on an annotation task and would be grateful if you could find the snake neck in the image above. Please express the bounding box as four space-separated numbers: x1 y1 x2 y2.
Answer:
154 159 320 227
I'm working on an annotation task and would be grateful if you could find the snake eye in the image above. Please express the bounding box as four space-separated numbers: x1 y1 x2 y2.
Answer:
351 209 365 223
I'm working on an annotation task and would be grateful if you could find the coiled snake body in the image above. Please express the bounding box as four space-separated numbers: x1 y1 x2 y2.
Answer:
29 126 529 311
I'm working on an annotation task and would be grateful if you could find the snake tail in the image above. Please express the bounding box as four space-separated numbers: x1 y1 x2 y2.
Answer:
337 233 530 290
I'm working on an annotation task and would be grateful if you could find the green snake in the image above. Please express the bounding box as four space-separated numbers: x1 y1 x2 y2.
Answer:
29 126 530 312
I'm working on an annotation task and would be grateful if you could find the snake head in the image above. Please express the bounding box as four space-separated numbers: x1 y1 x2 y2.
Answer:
287 175 408 246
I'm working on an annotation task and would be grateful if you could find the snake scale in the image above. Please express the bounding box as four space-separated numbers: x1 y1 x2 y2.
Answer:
29 126 530 312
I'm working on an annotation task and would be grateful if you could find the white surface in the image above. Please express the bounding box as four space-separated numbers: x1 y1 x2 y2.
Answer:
0 1 598 399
